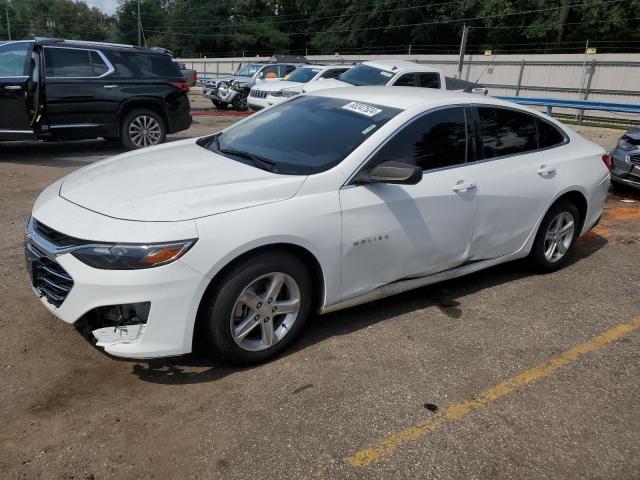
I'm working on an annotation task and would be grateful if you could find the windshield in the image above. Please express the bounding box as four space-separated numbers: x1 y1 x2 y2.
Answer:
206 96 401 175
338 64 394 86
284 68 321 83
236 63 262 77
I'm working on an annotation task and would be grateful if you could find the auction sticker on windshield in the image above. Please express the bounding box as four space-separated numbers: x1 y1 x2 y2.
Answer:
342 102 383 117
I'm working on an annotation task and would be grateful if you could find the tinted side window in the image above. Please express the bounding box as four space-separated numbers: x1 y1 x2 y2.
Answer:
394 73 415 86
45 48 93 77
418 73 440 88
284 65 296 75
370 107 467 171
537 118 565 148
90 51 109 76
0 42 29 76
105 51 180 78
476 107 537 159
320 68 345 79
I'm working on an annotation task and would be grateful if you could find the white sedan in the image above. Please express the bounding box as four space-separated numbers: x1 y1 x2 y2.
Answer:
26 87 609 364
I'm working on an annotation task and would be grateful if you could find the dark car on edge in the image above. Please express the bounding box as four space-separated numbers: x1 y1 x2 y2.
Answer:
610 127 640 190
0 38 192 149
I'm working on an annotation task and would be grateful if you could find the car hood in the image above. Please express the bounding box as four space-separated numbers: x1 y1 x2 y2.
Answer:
302 78 349 92
254 80 302 93
59 139 306 222
207 75 249 85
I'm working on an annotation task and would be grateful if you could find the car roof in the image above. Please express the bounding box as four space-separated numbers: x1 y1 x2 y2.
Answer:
306 86 513 111
7 38 168 55
361 59 441 73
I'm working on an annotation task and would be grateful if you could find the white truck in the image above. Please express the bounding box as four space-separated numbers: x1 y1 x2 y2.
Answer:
300 59 488 96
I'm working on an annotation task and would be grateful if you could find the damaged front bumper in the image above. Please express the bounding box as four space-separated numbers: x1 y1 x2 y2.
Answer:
611 147 640 189
203 85 238 103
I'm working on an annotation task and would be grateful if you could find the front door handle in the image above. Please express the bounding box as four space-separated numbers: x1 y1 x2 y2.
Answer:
4 85 22 91
103 84 119 89
537 165 556 176
452 180 477 192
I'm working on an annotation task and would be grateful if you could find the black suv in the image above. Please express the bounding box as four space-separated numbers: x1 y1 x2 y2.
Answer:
0 38 191 149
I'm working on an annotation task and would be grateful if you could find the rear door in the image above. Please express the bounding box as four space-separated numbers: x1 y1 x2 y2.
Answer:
43 46 123 138
0 41 33 138
467 106 563 260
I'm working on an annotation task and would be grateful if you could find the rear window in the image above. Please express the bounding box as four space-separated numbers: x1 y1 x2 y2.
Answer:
45 47 108 78
536 118 566 149
207 96 401 175
105 51 181 78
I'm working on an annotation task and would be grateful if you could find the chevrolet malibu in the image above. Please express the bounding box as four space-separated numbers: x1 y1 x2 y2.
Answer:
25 87 609 365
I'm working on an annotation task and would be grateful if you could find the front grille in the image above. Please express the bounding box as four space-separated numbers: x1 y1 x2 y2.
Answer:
26 244 74 307
250 89 268 99
33 219 88 249
629 154 640 166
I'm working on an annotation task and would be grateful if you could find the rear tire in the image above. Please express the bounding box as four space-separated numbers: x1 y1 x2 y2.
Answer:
120 108 166 150
529 200 580 272
200 251 313 365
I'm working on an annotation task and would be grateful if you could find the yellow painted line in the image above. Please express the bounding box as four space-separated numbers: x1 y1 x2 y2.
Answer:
347 316 640 468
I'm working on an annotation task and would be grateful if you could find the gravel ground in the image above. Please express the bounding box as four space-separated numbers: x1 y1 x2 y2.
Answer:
0 110 638 479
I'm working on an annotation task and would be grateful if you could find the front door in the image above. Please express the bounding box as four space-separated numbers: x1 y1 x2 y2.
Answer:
339 106 479 301
0 41 33 139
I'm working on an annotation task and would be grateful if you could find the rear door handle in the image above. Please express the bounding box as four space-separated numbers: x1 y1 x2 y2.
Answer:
103 84 119 89
537 165 556 176
452 180 477 192
4 85 22 91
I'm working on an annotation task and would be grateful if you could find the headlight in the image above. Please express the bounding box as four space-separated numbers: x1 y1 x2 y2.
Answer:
281 90 298 98
72 240 196 270
617 137 635 150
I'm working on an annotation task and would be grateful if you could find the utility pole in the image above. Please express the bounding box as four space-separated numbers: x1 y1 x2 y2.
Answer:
5 0 11 41
137 0 141 47
457 24 469 79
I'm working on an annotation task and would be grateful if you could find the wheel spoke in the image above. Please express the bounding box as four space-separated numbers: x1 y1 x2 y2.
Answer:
234 314 261 340
260 318 275 346
238 291 261 310
274 298 300 314
265 273 285 301
557 241 568 254
560 221 574 236
545 241 557 259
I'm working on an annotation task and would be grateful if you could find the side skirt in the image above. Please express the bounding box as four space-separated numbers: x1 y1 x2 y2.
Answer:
320 250 527 315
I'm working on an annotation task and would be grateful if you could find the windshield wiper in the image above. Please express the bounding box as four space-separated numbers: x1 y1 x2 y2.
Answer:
212 136 276 172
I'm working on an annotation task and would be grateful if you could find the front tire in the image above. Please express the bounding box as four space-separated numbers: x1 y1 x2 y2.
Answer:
232 91 248 111
200 252 313 365
530 200 580 271
212 100 228 109
120 109 166 150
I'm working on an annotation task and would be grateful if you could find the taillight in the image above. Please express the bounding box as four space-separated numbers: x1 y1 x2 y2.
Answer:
192 71 197 83
601 153 611 170
170 81 190 93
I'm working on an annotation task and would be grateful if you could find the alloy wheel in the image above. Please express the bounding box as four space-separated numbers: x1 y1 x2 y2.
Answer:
543 211 575 262
128 115 162 148
229 272 301 352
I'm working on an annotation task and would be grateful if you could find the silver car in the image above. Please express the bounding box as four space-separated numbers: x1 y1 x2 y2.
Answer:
203 63 304 111
611 128 640 189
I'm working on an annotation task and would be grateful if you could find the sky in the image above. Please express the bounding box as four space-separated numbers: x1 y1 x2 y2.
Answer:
81 0 119 15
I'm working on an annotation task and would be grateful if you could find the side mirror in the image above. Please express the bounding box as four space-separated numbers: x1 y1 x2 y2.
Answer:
258 71 265 79
355 161 423 185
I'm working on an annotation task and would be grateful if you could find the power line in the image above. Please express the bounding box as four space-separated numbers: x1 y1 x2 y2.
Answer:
144 0 626 39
